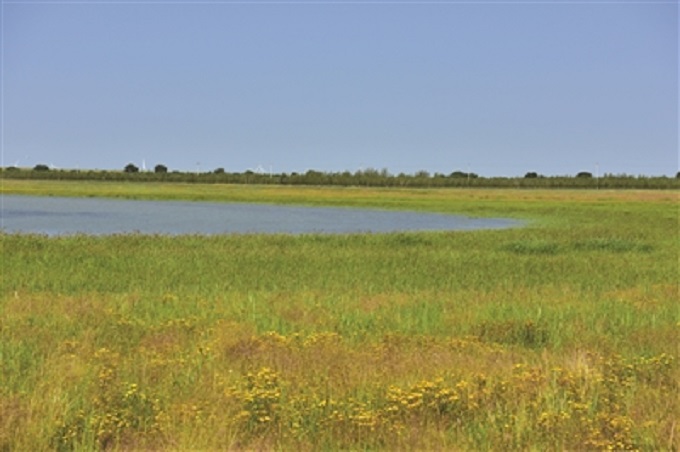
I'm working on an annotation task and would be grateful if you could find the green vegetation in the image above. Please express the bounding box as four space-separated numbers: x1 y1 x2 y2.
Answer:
1 182 678 450
2 165 679 189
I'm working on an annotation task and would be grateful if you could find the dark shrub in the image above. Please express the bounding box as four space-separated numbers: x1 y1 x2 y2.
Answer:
124 163 139 173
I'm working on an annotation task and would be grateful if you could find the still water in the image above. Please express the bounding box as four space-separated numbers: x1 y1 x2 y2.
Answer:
1 195 522 235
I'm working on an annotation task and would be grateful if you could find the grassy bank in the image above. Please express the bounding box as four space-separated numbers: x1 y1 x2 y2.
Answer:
1 182 678 450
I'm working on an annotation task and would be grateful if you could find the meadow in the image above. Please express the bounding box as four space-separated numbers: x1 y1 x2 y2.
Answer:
1 180 678 450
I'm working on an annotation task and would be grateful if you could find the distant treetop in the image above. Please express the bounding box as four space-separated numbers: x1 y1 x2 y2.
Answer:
124 163 139 173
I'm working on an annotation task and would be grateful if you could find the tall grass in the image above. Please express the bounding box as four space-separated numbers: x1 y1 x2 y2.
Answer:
0 185 677 450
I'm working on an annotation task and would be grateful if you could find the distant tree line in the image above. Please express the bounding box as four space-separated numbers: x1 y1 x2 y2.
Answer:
1 164 679 189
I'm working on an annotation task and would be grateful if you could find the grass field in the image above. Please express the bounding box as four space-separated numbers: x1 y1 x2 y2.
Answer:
1 180 678 450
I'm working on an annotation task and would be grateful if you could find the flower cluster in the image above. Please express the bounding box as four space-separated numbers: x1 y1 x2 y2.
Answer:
228 367 282 431
52 348 166 450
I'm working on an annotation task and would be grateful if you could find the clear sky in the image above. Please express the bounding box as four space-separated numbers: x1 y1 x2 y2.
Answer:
2 1 677 177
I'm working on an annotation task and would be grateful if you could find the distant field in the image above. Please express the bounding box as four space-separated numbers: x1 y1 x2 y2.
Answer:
1 181 677 450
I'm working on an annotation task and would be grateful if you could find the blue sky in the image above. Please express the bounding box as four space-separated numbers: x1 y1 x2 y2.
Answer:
2 1 677 177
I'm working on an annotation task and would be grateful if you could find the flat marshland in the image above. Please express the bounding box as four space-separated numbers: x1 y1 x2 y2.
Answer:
1 181 678 450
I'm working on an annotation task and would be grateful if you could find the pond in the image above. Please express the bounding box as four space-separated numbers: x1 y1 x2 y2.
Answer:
0 195 522 235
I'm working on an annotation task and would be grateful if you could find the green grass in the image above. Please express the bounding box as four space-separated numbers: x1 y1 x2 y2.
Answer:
1 181 678 450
